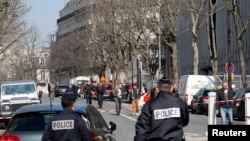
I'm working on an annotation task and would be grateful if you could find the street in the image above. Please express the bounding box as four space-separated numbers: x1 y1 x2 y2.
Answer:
0 94 244 141
40 94 245 141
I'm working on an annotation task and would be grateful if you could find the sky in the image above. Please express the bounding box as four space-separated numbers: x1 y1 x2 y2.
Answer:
24 0 68 45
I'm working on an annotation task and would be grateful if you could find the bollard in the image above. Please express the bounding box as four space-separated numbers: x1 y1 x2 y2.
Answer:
245 93 250 125
208 92 216 125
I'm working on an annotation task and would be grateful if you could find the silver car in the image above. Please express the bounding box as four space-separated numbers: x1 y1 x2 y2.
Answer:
0 103 117 141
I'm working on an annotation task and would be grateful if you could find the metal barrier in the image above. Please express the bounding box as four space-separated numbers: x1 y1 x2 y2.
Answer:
208 92 216 125
208 92 250 125
245 93 250 125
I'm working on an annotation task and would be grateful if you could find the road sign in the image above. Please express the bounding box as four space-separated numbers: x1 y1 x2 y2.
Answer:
225 63 235 73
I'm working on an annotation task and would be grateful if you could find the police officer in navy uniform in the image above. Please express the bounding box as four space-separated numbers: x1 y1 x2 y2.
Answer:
134 77 189 141
41 91 95 141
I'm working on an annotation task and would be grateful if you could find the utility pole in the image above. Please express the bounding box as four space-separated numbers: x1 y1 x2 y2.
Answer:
227 8 232 89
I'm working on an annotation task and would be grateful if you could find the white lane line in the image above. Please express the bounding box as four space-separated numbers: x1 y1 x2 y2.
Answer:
120 113 137 121
119 113 204 137
184 132 200 136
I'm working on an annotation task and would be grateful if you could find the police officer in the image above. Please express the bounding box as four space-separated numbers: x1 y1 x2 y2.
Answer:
134 77 189 141
84 81 93 104
41 91 95 141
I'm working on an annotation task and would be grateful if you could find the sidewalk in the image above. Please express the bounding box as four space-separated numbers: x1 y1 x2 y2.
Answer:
185 132 207 141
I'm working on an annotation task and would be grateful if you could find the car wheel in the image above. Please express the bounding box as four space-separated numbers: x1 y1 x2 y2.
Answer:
197 106 202 115
190 103 196 114
237 109 244 121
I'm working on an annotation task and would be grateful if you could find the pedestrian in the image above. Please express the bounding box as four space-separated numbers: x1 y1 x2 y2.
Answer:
49 82 55 101
114 84 122 115
134 77 189 141
78 83 84 99
41 91 95 141
48 82 51 98
37 85 43 103
84 81 93 104
171 80 179 97
150 83 159 100
71 83 79 96
131 85 140 116
216 81 235 125
97 82 105 109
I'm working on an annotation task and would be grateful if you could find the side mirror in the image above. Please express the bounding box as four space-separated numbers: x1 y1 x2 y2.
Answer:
109 121 116 132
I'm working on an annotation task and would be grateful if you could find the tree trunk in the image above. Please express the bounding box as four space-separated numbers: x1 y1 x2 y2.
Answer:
237 39 247 87
170 42 179 82
192 38 199 74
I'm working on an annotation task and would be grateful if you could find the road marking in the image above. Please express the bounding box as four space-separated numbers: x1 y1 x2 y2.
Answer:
120 113 137 121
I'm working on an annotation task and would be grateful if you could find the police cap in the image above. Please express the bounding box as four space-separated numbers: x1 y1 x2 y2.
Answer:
62 91 77 101
157 77 173 85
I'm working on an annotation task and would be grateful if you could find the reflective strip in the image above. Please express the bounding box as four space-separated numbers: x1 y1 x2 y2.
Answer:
52 120 74 130
154 108 180 120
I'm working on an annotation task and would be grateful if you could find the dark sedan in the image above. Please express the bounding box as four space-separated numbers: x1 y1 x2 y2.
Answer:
190 88 215 115
55 84 70 97
0 103 117 141
232 88 250 121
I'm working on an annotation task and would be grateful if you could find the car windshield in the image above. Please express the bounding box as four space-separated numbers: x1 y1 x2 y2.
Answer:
235 89 246 98
2 84 35 95
7 112 56 131
104 85 112 90
58 85 69 89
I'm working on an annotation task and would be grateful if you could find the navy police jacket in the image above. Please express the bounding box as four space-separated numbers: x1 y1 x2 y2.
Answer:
134 91 189 141
41 108 95 141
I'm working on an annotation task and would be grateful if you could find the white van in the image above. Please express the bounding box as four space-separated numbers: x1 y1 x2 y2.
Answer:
69 76 91 87
178 75 220 108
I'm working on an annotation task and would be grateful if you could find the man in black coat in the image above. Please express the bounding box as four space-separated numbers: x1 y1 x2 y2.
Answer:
134 77 189 141
216 81 235 125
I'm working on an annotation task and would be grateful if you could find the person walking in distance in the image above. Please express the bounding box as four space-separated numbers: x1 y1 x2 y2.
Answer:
84 81 93 104
216 81 235 125
131 85 140 115
48 83 51 98
171 80 179 97
150 83 159 100
41 91 95 141
49 82 55 101
114 84 122 115
97 82 105 109
134 77 189 141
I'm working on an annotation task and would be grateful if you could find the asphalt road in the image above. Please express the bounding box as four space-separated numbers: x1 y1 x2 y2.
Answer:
0 94 245 141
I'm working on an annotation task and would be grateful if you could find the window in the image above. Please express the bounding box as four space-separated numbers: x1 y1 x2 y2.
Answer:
41 71 45 81
40 58 45 66
89 107 107 129
9 113 54 131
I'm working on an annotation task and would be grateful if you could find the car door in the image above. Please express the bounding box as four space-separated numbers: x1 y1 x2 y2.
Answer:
86 106 111 140
192 89 203 109
232 89 245 116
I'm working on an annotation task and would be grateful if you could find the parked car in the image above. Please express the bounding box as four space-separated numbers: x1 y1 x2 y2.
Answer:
55 84 70 97
0 80 40 127
232 88 250 121
0 103 117 141
190 88 215 115
101 82 113 100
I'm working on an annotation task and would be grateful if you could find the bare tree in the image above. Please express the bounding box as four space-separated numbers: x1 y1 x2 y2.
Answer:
185 0 208 74
223 0 249 87
21 28 41 80
0 0 33 63
91 0 165 87
157 0 184 82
